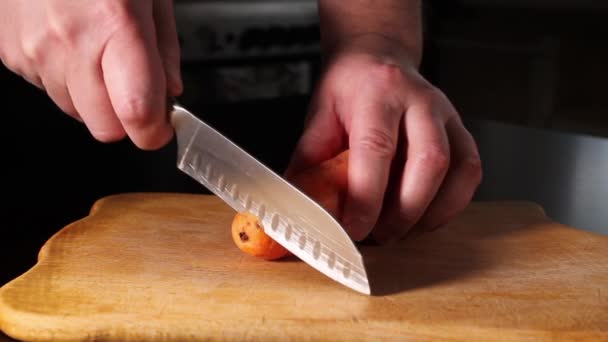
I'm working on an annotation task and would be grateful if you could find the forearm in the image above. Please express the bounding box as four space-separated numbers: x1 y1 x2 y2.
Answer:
318 0 423 67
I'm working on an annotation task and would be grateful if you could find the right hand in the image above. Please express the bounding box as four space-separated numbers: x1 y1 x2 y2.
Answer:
0 0 183 150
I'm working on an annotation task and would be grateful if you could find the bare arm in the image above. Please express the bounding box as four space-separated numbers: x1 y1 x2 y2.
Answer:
318 0 423 67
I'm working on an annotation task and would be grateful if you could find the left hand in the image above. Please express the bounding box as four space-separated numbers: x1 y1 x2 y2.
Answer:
285 34 482 244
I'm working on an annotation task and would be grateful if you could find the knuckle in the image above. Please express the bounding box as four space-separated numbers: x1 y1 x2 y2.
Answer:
95 1 136 34
415 85 444 106
97 1 131 22
415 145 450 173
115 96 154 127
356 127 397 159
46 1 133 47
50 18 81 48
21 30 53 65
370 63 404 87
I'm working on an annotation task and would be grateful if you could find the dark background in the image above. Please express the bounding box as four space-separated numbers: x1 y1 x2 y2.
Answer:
424 1 608 136
1 1 607 294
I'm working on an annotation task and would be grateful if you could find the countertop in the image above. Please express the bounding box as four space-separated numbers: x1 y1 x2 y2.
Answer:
469 119 608 236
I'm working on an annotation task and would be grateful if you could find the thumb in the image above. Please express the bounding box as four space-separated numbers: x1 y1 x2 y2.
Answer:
284 94 345 179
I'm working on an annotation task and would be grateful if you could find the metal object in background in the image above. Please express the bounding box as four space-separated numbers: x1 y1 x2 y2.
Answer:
174 1 320 104
469 119 608 236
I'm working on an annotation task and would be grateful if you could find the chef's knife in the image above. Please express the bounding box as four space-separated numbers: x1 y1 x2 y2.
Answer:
169 103 370 295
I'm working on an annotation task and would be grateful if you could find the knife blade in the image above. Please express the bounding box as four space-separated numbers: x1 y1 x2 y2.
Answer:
169 103 370 295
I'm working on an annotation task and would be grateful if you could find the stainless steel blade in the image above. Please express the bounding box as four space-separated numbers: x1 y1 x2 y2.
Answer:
170 104 370 295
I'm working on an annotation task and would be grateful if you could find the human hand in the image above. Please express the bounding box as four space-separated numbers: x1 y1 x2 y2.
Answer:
0 0 182 150
286 34 482 243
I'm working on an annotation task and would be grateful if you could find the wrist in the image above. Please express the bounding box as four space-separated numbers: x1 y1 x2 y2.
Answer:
320 32 422 71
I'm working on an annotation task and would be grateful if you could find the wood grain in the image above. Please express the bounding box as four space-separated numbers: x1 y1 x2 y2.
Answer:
0 193 606 341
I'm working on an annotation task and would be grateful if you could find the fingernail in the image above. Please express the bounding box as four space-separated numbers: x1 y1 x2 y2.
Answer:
342 200 376 241
343 215 374 241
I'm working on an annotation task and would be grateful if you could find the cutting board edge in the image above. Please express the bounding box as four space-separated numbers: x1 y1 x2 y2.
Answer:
86 192 203 215
38 192 222 260
1 312 606 342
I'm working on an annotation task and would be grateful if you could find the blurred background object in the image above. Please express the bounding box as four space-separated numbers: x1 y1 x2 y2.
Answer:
424 0 608 136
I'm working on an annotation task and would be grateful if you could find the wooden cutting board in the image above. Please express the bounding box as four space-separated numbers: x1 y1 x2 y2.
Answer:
0 193 607 341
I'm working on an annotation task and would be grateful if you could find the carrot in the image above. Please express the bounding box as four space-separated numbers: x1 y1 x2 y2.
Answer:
231 211 291 260
231 150 349 260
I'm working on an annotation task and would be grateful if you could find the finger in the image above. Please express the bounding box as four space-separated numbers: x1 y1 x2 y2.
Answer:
21 72 44 90
371 103 450 244
6 57 44 90
342 99 401 241
41 74 81 122
284 92 345 178
38 51 80 121
102 3 173 150
66 55 126 143
153 0 183 96
416 116 483 231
